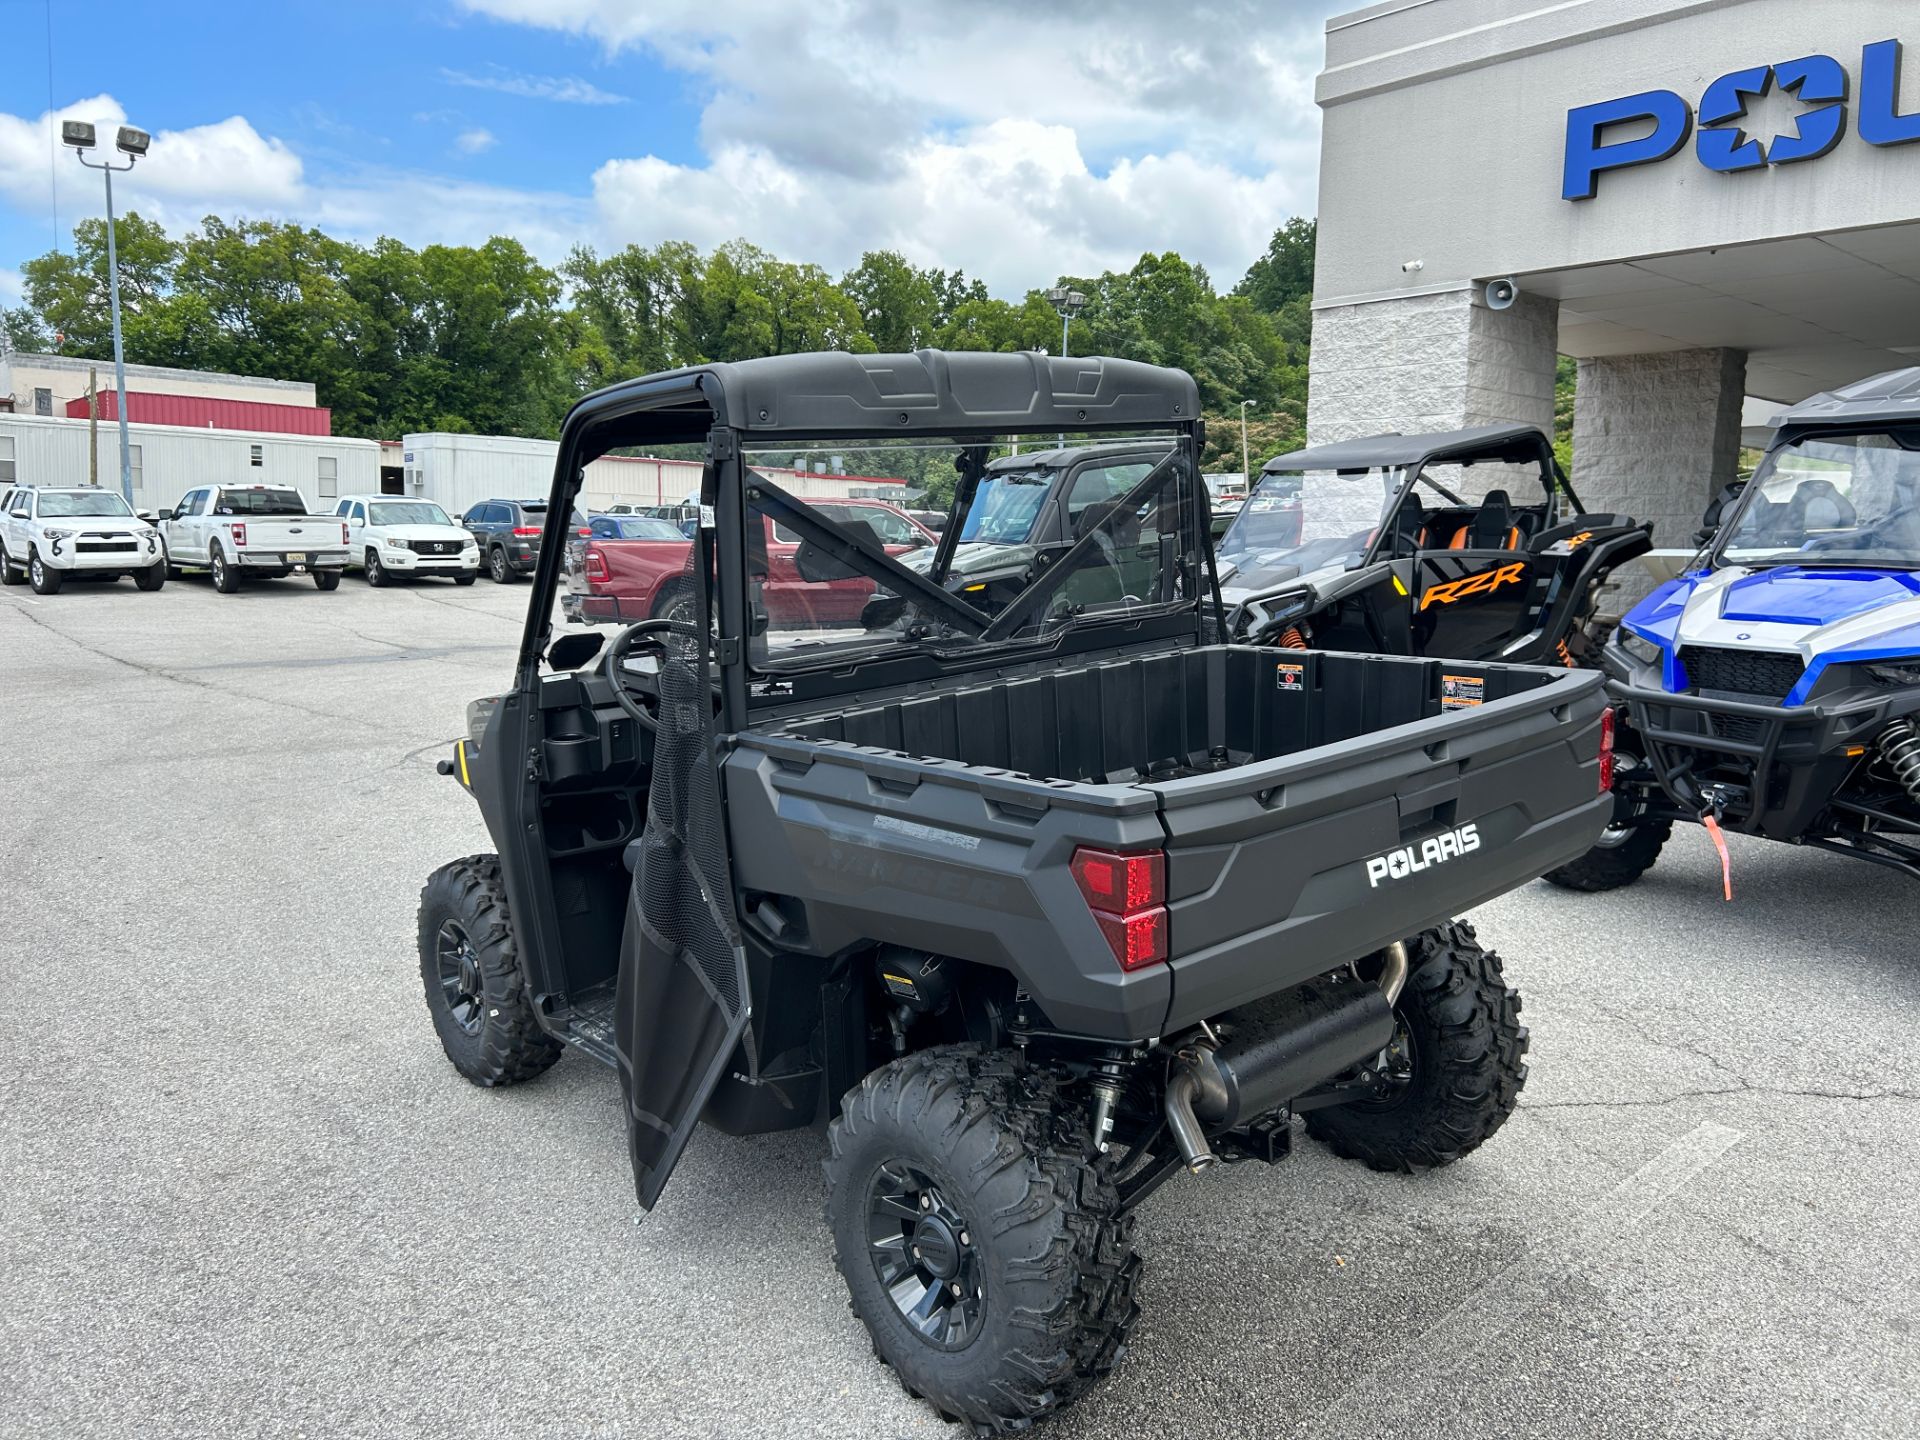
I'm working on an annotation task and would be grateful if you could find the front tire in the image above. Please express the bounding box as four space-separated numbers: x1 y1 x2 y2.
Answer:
453 573 477 587
365 548 391 587
825 1047 1140 1434
488 546 513 584
134 560 166 592
417 856 562 1086
1305 920 1528 1172
28 547 63 595
313 569 341 591
1542 818 1670 891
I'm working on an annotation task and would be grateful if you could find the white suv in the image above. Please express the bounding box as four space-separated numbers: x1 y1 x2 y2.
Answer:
0 485 166 595
335 496 480 586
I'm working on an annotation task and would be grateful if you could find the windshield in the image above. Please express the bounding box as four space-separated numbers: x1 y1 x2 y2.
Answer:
1216 466 1397 584
1717 429 1920 568
370 501 453 526
215 489 306 516
37 490 134 518
958 473 1052 544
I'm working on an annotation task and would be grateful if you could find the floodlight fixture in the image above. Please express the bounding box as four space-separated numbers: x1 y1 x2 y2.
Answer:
62 120 97 151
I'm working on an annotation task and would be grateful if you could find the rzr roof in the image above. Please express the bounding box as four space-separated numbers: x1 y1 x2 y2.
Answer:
1771 366 1920 432
1261 424 1553 475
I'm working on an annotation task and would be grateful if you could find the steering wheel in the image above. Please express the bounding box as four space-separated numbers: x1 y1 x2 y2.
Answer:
602 617 704 733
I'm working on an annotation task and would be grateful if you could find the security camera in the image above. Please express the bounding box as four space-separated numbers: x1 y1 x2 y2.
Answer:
1401 259 1424 274
1485 277 1520 310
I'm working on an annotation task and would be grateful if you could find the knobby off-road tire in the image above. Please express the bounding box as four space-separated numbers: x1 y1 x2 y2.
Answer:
417 855 562 1087
27 547 63 595
825 1046 1141 1435
134 560 166 591
1306 920 1528 1172
0 541 22 585
1541 819 1670 891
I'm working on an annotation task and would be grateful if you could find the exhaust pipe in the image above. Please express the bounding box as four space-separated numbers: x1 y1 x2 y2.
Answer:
1164 952 1407 1172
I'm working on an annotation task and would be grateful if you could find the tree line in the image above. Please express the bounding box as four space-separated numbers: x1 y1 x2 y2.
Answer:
2 215 1320 473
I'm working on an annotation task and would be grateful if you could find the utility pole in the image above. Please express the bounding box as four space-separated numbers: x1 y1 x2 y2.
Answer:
88 366 98 486
64 121 149 506
1044 287 1088 448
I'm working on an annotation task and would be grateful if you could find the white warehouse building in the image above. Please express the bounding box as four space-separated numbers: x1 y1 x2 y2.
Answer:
0 412 379 513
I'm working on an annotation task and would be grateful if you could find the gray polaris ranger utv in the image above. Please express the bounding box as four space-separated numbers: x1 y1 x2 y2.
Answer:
417 349 1615 1433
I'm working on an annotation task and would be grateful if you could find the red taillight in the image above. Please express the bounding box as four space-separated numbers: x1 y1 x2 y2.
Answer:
584 546 609 584
577 526 591 537
231 522 247 546
1598 705 1616 793
341 522 351 545
1071 846 1168 971
513 526 542 537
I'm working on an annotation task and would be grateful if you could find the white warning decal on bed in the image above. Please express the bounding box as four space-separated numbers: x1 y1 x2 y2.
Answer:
1365 823 1481 888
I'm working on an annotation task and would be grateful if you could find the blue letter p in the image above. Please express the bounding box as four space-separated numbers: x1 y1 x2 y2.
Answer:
1563 90 1694 200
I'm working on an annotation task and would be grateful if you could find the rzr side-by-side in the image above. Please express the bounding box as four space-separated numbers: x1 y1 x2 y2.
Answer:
416 350 1614 1433
1551 367 1920 890
1216 425 1651 668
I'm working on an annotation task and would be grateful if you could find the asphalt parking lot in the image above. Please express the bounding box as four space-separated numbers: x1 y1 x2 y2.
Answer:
3 571 1917 1440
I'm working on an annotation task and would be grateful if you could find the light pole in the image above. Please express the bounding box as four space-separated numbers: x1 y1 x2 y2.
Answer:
63 120 149 506
1239 400 1256 487
1045 286 1088 359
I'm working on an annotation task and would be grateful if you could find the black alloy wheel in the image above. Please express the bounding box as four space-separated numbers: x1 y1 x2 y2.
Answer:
434 919 485 1036
865 1161 987 1350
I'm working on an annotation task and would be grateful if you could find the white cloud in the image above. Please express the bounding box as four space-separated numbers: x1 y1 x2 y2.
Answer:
441 66 629 105
0 96 304 233
455 128 498 155
0 266 22 306
459 0 1335 288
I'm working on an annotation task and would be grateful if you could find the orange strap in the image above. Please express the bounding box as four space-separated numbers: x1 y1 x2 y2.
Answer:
1701 813 1733 902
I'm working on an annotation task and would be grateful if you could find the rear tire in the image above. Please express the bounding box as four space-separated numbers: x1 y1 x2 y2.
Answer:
1305 920 1528 1172
134 560 166 592
210 543 242 594
825 1046 1140 1434
27 547 63 595
417 856 562 1086
0 541 21 585
313 569 341 591
650 578 692 624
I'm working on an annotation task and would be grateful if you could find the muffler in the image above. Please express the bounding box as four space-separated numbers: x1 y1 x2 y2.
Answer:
1164 945 1405 1173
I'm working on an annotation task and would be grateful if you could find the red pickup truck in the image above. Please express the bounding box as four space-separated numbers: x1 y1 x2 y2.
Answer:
562 497 935 626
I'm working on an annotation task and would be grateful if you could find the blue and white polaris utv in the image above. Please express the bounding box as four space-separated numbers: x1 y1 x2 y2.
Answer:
1547 367 1920 890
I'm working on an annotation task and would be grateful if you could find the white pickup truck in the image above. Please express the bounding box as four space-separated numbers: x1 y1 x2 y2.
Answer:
158 484 352 593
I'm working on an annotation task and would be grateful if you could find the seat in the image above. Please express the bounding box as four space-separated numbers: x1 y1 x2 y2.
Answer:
1391 493 1426 553
1786 479 1857 532
1448 490 1521 550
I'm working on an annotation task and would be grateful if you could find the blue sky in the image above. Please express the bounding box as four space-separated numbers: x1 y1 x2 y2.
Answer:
0 1 1337 306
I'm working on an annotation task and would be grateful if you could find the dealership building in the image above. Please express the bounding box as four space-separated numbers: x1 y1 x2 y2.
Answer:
1310 0 1920 560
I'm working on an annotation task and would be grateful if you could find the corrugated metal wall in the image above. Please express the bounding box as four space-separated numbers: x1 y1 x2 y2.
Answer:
0 414 379 511
64 390 333 436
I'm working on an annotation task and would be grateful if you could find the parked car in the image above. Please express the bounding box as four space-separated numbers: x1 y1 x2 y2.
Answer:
460 498 590 583
333 495 481 586
156 484 350 593
417 348 1613 1434
0 485 166 594
563 496 933 626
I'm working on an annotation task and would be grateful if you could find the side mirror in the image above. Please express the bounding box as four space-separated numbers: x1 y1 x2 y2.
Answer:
351 517 364 527
793 538 859 584
154 508 174 522
136 509 156 523
861 593 907 631
547 631 606 670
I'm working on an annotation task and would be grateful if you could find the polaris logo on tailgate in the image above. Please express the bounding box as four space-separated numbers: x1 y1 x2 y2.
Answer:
1365 823 1481 888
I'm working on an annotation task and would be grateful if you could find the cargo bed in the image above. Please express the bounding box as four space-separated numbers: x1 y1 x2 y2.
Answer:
726 644 1610 1040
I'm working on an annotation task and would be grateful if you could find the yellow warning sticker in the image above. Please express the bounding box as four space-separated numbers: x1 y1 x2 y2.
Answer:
1441 673 1485 709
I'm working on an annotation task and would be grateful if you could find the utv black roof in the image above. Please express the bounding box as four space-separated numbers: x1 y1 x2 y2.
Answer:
1770 366 1920 431
1261 424 1554 475
567 349 1201 449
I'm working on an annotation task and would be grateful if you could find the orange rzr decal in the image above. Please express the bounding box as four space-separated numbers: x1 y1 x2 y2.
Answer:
1419 560 1527 611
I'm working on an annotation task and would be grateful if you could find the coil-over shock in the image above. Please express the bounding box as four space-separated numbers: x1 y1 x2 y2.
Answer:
1881 718 1920 806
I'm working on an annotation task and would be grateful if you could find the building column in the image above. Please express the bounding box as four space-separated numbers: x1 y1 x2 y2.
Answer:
1307 288 1559 447
1571 347 1747 602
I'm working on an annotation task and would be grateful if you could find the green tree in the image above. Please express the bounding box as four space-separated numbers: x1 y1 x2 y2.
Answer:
19 212 178 358
1235 217 1317 313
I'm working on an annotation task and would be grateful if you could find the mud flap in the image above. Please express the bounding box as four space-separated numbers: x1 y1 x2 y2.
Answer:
614 546 752 1210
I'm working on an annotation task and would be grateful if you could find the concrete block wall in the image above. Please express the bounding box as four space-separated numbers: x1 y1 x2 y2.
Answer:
1571 347 1748 594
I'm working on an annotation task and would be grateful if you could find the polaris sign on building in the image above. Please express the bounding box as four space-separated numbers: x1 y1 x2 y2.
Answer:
1564 39 1920 199
1310 1 1920 574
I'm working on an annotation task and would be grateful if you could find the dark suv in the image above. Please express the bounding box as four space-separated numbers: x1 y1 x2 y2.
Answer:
462 499 588 583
